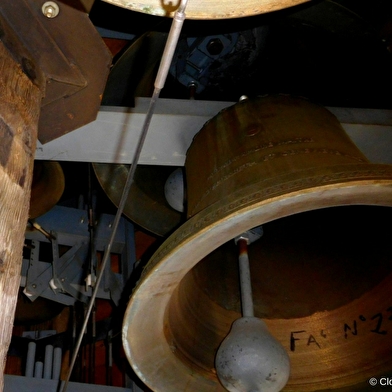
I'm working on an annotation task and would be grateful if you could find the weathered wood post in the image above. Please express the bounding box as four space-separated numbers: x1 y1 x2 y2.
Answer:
0 1 110 387
0 42 42 388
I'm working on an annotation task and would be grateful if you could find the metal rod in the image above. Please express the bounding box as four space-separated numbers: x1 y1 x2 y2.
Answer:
28 220 55 241
44 344 54 379
34 361 43 378
237 239 254 318
90 303 96 383
87 163 96 288
53 347 62 380
25 341 36 377
60 2 188 391
107 330 113 386
154 0 188 90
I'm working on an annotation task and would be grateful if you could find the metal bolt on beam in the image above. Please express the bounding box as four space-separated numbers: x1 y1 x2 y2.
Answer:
42 1 60 18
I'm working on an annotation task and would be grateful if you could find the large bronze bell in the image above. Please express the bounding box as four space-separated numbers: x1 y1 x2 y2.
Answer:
29 161 65 219
122 96 392 391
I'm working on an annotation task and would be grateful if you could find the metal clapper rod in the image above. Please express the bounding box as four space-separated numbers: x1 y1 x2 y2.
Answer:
60 2 189 391
235 227 264 317
215 226 291 392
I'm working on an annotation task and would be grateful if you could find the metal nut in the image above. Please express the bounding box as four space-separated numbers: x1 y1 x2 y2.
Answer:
42 1 60 18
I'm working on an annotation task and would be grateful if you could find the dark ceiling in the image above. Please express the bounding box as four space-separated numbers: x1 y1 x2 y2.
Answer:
90 0 392 109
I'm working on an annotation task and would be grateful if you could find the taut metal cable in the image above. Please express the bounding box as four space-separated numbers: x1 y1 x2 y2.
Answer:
60 1 189 390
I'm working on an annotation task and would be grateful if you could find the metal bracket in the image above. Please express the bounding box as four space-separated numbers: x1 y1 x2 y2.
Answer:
170 33 238 93
23 206 135 306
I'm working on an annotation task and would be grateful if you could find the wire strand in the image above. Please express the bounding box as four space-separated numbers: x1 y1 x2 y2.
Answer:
60 1 188 390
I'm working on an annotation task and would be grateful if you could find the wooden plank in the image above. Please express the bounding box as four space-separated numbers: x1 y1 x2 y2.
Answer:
0 42 41 389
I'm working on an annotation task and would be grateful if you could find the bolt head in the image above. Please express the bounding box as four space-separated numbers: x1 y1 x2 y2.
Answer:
42 1 60 18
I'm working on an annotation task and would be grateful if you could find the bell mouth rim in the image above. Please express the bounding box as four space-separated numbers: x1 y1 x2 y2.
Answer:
123 163 392 391
93 163 183 236
103 0 312 20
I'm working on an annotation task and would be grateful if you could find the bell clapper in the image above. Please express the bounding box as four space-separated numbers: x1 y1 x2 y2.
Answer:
215 226 291 392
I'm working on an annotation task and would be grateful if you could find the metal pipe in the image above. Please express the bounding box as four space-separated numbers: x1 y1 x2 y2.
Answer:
107 330 113 386
53 347 62 380
34 361 43 378
44 344 54 379
25 341 36 378
154 0 188 90
90 304 96 383
87 163 96 289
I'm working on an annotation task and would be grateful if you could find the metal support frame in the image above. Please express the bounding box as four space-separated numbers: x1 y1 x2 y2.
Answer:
22 206 135 306
4 375 132 392
34 98 392 166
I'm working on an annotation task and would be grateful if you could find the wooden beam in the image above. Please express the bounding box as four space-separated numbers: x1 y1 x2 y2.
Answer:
0 42 41 388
